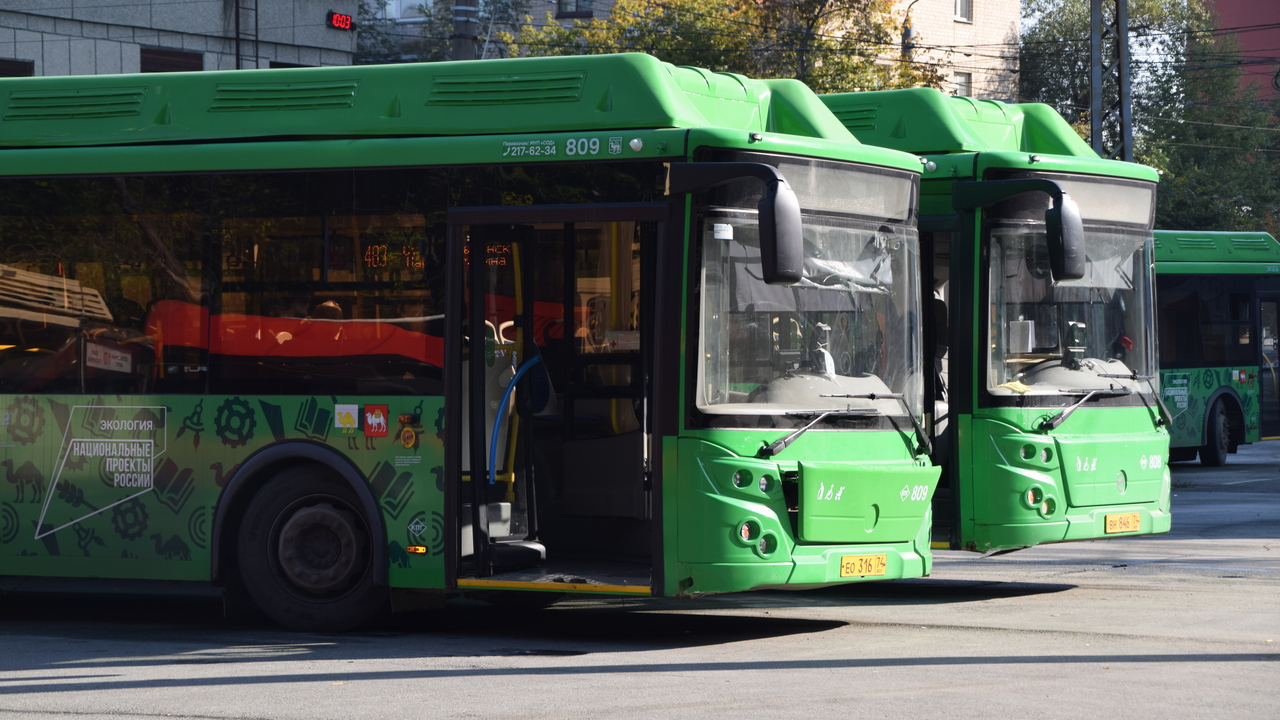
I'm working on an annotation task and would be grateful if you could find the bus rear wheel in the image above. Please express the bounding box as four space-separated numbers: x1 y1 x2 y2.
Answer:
1200 401 1230 467
237 466 385 631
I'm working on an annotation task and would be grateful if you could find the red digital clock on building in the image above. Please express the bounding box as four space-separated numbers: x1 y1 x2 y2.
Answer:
326 11 355 30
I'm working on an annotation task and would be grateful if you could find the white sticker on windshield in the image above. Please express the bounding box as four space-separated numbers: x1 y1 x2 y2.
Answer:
713 223 733 240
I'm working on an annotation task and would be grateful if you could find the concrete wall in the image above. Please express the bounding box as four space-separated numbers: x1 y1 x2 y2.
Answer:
0 0 358 75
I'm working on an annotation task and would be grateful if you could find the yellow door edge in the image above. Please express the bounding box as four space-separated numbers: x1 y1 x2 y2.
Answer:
456 578 653 595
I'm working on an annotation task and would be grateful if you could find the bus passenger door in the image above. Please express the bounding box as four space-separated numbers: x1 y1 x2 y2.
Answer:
446 209 657 584
1261 297 1279 438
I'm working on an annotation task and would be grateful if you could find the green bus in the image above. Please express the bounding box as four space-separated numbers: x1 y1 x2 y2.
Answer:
821 88 1171 552
1153 230 1280 464
0 54 939 630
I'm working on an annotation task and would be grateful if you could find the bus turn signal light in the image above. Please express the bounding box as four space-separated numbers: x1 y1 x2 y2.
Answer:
406 546 427 554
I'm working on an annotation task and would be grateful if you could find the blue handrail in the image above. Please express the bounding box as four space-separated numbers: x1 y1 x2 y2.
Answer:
489 354 544 485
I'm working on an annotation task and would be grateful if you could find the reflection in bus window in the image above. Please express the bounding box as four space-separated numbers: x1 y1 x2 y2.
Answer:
0 176 206 393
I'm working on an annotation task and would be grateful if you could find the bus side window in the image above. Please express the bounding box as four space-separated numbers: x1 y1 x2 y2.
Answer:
209 168 445 396
0 176 207 395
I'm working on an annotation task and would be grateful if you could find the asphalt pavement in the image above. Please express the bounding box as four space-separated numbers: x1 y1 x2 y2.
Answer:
0 443 1275 719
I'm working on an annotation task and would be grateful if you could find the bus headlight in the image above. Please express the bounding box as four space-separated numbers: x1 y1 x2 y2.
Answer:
757 534 775 555
1026 486 1044 507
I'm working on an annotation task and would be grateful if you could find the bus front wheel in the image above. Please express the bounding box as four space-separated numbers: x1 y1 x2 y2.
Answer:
1200 401 1230 467
237 466 385 631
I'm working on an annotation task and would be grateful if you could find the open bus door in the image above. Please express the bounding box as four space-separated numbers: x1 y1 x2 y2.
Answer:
1261 296 1280 438
443 204 663 598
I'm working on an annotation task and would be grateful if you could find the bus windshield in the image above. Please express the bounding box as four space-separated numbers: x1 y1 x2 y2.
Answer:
987 176 1157 397
696 158 921 423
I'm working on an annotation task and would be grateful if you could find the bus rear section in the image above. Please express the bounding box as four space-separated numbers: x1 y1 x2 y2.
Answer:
821 88 1171 552
0 54 937 630
1154 230 1280 465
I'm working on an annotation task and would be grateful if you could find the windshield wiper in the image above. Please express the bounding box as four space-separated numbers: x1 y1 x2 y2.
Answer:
1040 388 1132 431
820 392 933 457
1090 371 1175 427
758 408 877 457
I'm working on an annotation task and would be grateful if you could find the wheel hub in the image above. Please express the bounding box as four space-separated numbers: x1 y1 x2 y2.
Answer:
277 503 362 594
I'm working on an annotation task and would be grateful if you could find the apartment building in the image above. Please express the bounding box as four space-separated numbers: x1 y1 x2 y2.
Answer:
374 0 1018 100
0 0 358 77
900 0 1020 100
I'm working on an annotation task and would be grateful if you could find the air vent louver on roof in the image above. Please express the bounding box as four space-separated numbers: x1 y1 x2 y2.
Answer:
427 72 586 106
829 106 879 131
3 87 146 121
1176 238 1217 251
1231 238 1273 252
209 80 360 112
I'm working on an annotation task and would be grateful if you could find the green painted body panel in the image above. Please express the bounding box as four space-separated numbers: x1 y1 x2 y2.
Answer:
672 430 938 593
0 56 937 597
820 88 1096 157
0 54 865 149
1154 230 1280 266
0 393 445 586
796 462 938 543
1153 230 1274 449
1159 366 1262 448
820 88 1161 184
823 86 1169 551
0 129 686 177
961 407 1170 551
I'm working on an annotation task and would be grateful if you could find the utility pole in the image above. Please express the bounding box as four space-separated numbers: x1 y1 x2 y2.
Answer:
1090 0 1133 161
451 3 478 61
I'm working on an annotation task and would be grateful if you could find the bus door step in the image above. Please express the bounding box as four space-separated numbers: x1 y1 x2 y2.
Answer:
490 540 546 570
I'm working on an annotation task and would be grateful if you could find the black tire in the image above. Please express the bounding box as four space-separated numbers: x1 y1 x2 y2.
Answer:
237 465 385 631
1200 401 1230 467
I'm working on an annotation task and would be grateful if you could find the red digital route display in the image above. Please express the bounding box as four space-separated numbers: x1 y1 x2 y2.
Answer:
327 11 355 30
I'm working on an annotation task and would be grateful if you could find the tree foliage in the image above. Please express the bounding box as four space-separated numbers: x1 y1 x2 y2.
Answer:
502 0 942 94
1020 0 1280 235
356 0 532 64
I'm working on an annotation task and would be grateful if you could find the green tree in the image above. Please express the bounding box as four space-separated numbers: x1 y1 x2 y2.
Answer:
503 0 942 94
355 1 405 64
1019 0 1280 235
356 0 532 64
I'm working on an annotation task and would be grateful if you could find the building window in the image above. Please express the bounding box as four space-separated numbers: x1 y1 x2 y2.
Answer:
557 0 593 19
270 61 314 69
140 47 203 73
953 72 972 97
955 0 973 22
0 58 34 77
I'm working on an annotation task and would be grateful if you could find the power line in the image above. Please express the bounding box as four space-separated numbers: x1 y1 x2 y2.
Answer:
1160 141 1280 153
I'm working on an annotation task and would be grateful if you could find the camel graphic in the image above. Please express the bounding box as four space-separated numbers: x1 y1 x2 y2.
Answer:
2 459 44 503
337 410 357 433
151 533 191 561
365 409 387 435
209 461 242 488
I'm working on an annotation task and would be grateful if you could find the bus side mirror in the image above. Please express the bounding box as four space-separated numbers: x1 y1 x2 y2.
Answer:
667 162 803 285
1044 193 1085 281
952 178 1086 283
758 177 803 284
